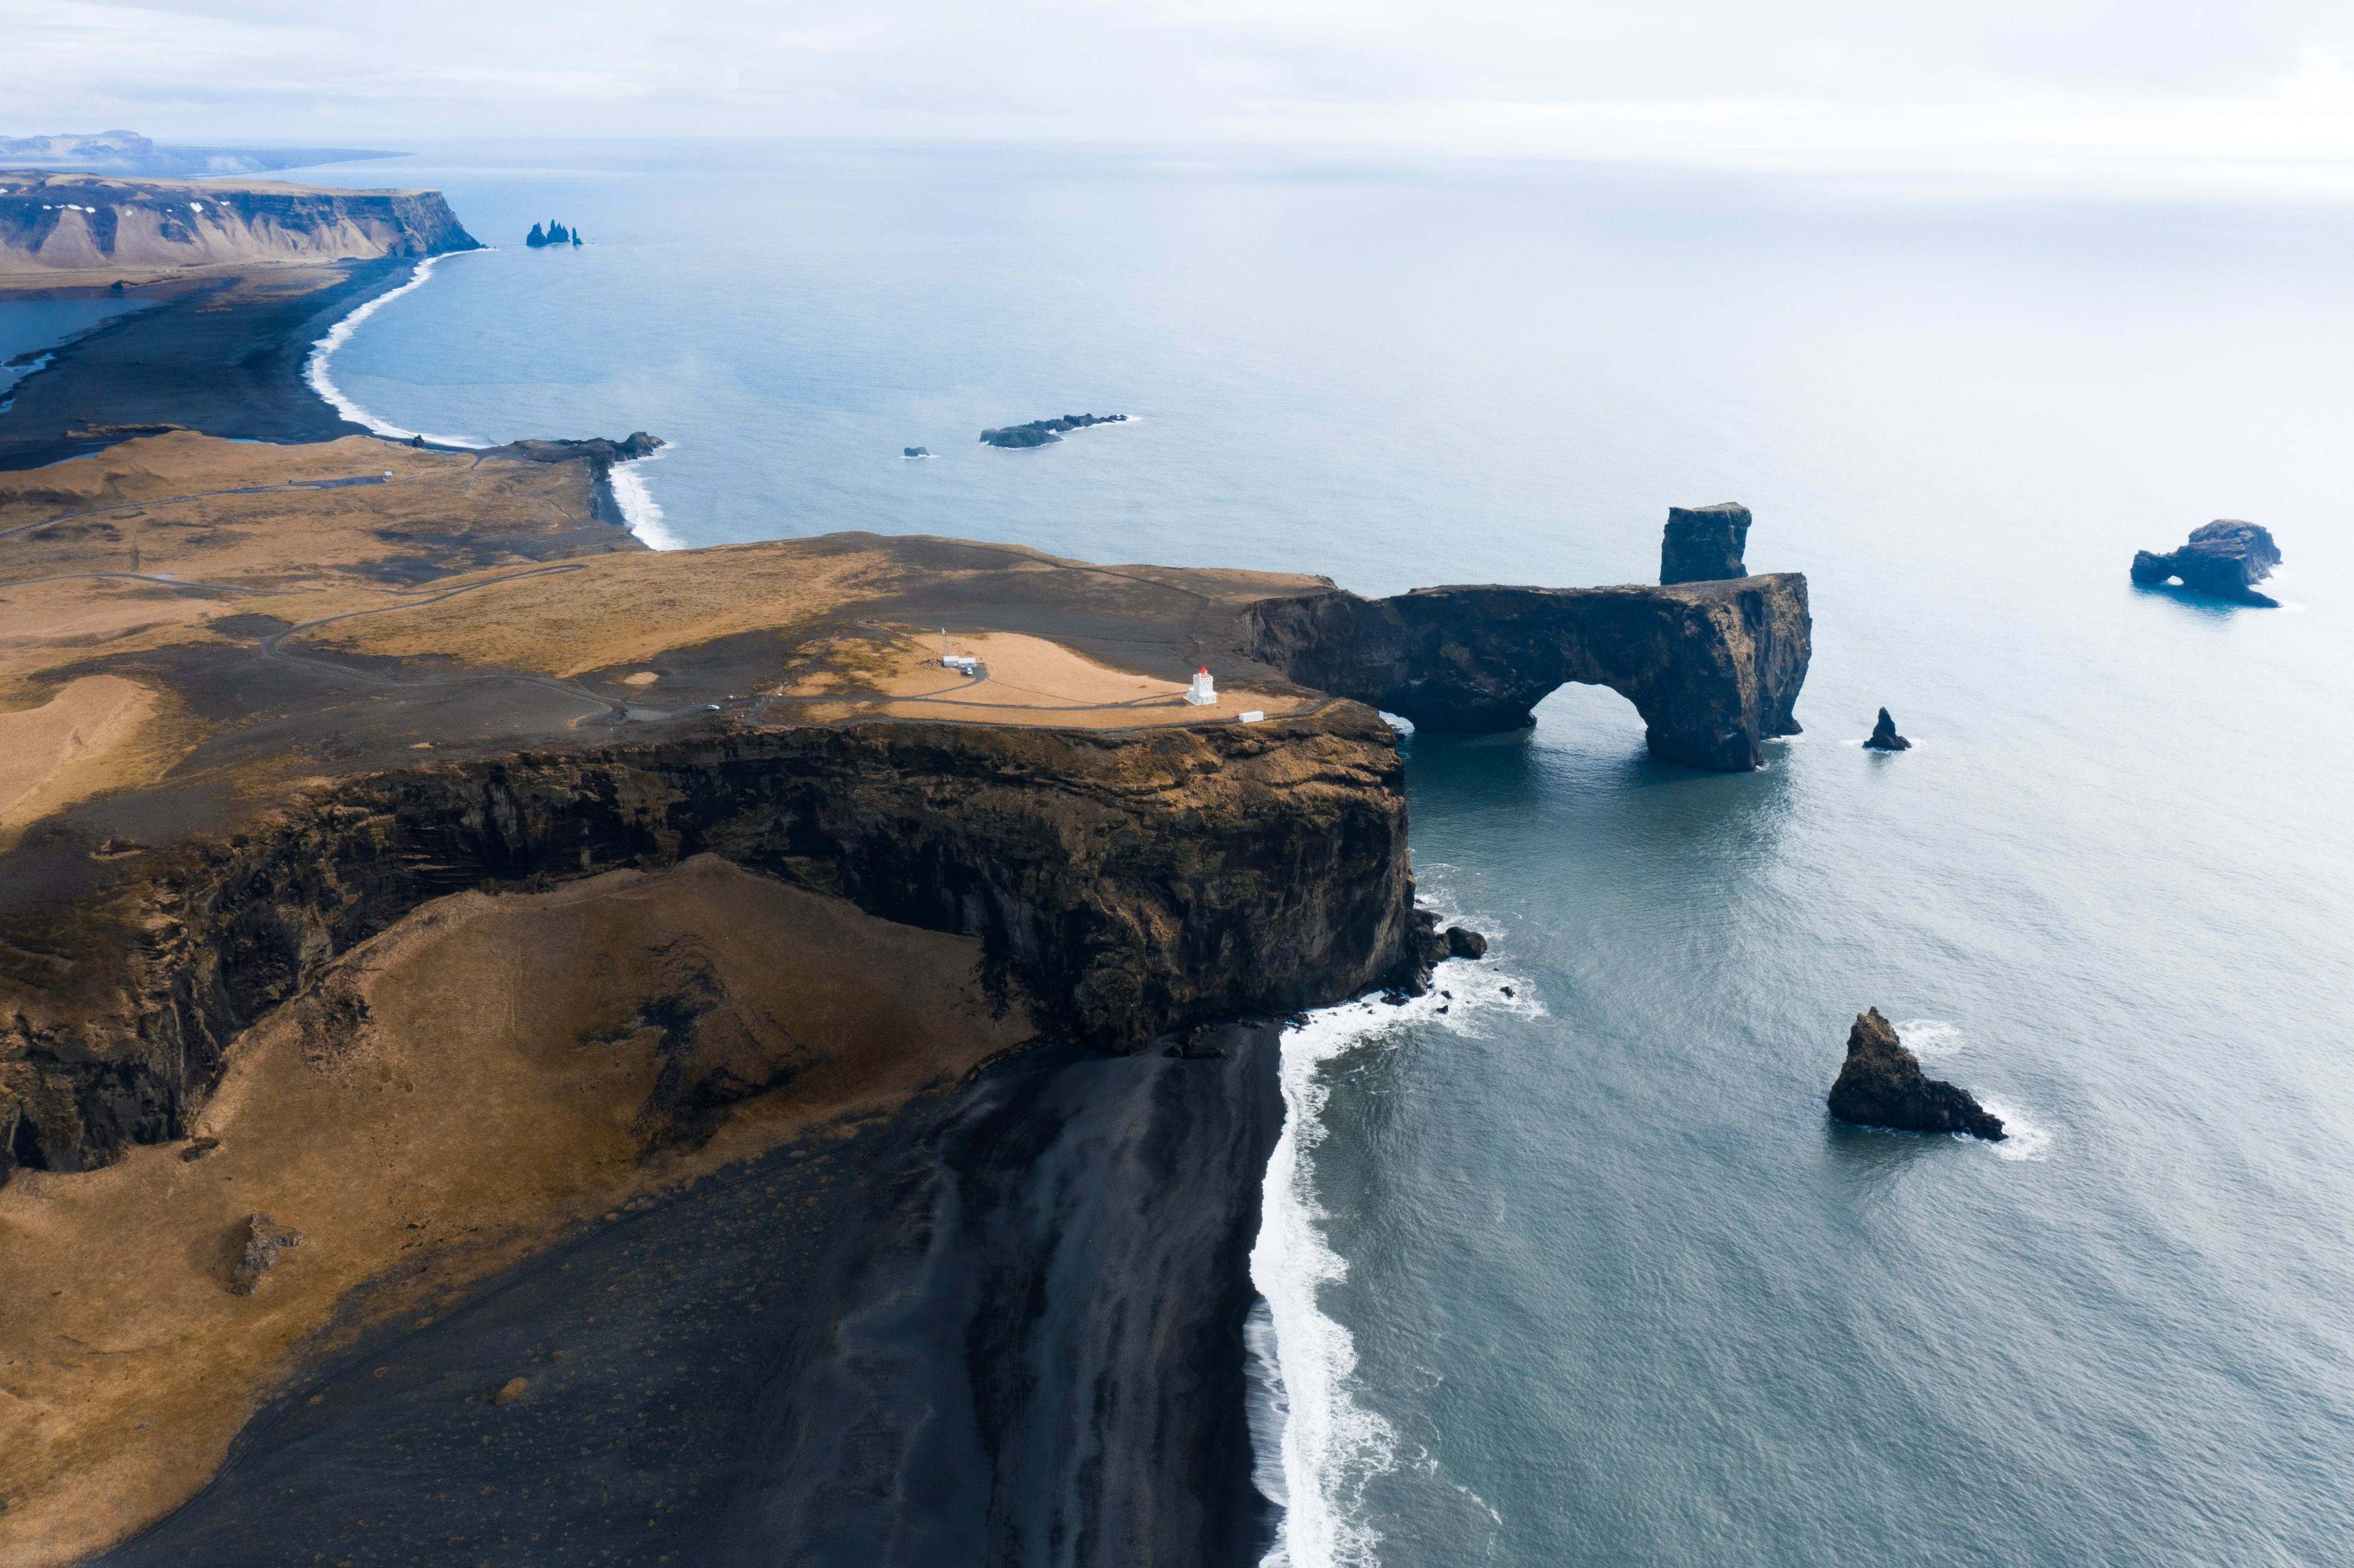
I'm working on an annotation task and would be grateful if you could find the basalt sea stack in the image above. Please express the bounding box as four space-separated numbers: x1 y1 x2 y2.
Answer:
1827 1008 2005 1140
2130 520 2283 606
1660 502 1753 585
1863 708 1910 751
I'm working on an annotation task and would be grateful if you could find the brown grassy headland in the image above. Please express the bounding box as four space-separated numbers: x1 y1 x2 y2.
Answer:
0 856 1032 1561
0 427 1383 1562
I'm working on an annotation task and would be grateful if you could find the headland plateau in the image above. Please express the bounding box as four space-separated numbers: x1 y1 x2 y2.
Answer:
0 179 1810 1564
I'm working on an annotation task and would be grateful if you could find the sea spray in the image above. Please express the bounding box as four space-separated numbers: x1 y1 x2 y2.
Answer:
608 444 684 550
1249 938 1540 1568
303 254 493 448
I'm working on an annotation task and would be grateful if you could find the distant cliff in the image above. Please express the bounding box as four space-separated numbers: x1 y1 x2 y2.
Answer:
0 129 398 179
0 173 479 274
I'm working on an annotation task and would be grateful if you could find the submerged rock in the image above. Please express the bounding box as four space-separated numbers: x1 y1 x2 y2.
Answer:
1660 503 1752 585
2130 520 2282 606
1862 707 1910 751
1826 1008 2004 1140
229 1212 305 1294
902 446 929 457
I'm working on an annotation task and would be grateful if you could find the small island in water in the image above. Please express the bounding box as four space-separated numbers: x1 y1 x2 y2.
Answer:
979 411 1128 447
525 219 582 248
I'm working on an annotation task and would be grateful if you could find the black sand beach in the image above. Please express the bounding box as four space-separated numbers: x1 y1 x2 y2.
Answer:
0 258 413 470
92 1027 1282 1567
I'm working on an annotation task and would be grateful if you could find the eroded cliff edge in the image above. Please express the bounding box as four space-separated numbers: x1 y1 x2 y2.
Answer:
2 712 1412 1180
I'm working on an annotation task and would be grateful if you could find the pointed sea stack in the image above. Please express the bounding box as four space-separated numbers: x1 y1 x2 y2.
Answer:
1660 503 1752 585
1827 1008 2005 1140
1862 707 1910 751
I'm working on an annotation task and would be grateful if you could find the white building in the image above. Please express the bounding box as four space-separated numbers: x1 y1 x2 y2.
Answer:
1183 668 1217 706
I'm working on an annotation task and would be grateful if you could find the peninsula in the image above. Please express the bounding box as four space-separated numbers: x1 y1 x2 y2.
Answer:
0 198 1811 1563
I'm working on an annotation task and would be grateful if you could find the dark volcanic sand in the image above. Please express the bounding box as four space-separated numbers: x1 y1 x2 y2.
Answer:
91 1024 1281 1567
0 259 413 470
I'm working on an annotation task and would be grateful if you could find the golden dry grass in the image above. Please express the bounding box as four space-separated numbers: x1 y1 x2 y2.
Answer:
0 856 1031 1564
0 675 162 849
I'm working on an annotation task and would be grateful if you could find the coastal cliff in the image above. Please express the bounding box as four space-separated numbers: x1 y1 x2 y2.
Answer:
0 173 478 275
1 710 1414 1181
1236 574 1811 771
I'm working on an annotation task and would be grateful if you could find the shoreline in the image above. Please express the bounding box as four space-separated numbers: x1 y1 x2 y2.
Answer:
0 258 420 470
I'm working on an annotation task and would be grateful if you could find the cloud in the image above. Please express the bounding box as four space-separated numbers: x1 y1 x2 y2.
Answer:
9 0 2354 190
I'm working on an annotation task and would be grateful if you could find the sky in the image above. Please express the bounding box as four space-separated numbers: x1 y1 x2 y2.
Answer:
11 0 2354 192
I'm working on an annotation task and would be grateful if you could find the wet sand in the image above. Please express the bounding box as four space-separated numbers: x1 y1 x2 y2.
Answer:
89 1023 1282 1567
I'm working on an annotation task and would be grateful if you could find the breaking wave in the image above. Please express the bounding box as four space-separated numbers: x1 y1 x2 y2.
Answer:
1249 911 1541 1568
608 444 683 550
303 254 493 449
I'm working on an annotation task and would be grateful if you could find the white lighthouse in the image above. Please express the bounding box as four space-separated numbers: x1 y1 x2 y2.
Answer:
1183 668 1217 706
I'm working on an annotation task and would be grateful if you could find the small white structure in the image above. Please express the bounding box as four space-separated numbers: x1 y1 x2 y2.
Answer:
1239 710 1265 723
1183 668 1217 706
943 654 980 675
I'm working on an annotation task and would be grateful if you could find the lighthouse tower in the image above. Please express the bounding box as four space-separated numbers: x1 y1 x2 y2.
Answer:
1183 668 1217 706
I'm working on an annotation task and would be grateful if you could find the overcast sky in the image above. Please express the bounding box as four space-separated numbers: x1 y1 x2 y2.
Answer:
13 0 2354 189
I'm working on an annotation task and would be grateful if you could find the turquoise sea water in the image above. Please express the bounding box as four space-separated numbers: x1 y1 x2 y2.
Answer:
303 142 2354 1565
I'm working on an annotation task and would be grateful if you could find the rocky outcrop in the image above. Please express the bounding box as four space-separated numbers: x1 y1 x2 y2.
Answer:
1826 1008 2004 1140
229 1212 304 1294
1863 708 1910 751
1661 503 1751 584
525 221 579 248
2131 520 2283 606
0 710 1419 1182
1238 574 1810 771
493 431 664 475
0 173 479 274
979 414 1128 448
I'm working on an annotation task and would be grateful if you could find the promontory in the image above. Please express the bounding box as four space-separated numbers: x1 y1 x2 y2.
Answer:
0 222 1811 1563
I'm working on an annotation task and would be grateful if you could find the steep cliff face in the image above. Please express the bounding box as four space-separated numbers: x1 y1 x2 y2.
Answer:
1660 503 1752 584
0 173 479 273
1236 575 1811 771
0 709 1415 1182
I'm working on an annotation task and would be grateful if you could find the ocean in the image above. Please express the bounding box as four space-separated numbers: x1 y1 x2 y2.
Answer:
279 140 2354 1563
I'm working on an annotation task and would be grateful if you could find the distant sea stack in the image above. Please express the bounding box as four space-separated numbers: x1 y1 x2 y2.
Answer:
1660 503 1753 585
1862 708 1910 751
0 173 479 274
2130 520 2282 606
980 413 1128 449
1826 1008 2005 1140
525 220 582 248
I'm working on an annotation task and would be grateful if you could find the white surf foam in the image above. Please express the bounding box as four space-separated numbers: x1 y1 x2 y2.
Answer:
1894 1018 1967 1059
1971 1095 2054 1161
302 254 495 449
1249 926 1541 1568
1891 1020 2048 1157
608 444 684 550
